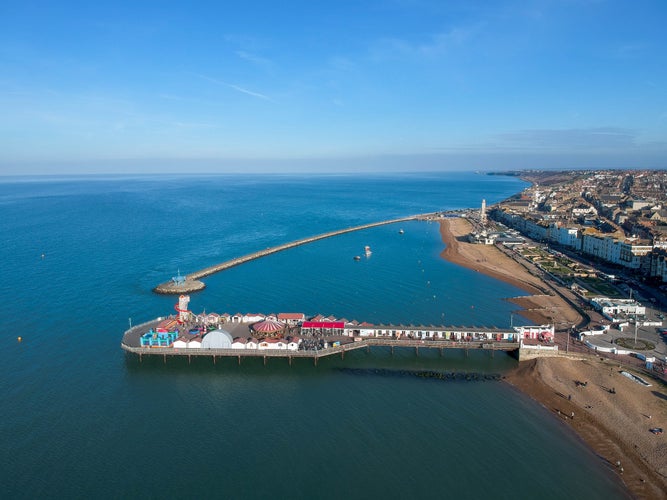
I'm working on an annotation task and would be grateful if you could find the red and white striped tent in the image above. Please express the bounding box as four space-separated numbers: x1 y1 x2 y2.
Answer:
252 319 286 335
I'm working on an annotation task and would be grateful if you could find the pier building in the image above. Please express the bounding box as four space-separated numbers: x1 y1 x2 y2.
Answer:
122 296 560 363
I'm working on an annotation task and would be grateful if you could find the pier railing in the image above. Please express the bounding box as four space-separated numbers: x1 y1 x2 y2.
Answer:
121 337 522 360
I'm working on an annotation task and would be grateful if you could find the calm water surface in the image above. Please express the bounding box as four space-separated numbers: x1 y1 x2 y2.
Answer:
0 173 628 498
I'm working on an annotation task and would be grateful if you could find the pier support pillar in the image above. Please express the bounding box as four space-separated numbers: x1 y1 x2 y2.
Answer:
213 356 216 365
391 345 394 356
440 347 443 357
163 354 167 364
263 356 267 366
314 356 318 367
366 346 370 354
188 355 191 364
415 346 419 357
289 356 292 366
341 350 344 360
139 353 142 363
238 356 241 365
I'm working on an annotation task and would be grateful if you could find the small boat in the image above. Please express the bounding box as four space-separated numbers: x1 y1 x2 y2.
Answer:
649 427 663 435
353 255 361 261
399 229 404 234
364 245 372 256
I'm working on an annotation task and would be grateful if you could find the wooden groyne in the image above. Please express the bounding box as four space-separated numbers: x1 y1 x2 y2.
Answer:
154 212 441 294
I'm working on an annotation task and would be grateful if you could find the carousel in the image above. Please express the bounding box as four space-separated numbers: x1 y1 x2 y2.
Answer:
251 318 286 338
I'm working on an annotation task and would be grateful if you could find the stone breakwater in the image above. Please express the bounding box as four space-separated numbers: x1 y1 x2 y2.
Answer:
338 367 503 381
154 213 436 294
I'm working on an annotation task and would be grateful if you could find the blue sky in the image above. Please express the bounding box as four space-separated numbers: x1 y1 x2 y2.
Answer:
1 0 666 174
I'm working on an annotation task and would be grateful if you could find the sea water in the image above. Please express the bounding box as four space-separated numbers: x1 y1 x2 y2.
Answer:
0 172 628 498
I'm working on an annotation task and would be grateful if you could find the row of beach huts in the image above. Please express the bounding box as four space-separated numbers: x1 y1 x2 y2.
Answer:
134 296 554 350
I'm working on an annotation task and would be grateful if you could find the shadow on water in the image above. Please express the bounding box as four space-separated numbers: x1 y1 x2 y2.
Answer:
123 345 518 379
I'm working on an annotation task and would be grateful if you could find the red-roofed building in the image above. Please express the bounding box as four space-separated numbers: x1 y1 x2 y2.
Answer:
310 314 337 322
278 313 306 325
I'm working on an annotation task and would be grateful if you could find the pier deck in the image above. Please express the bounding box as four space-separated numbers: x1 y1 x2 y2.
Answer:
121 318 524 364
121 337 522 363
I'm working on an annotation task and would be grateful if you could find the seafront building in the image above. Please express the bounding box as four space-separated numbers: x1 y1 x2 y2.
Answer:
490 169 667 282
589 297 646 321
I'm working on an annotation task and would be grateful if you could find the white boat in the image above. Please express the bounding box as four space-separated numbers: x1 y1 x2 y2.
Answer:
364 245 372 256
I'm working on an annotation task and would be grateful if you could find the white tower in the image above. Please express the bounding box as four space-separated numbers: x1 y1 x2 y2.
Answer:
176 294 191 323
480 199 487 225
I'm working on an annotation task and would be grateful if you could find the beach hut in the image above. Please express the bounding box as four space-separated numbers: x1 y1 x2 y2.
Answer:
258 338 283 350
201 329 233 349
243 313 266 323
246 338 259 350
187 336 202 349
204 313 221 327
219 313 232 323
357 322 375 337
231 337 247 350
173 337 188 349
287 337 300 351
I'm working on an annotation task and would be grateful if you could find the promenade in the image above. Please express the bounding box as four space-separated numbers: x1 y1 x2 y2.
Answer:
153 212 441 294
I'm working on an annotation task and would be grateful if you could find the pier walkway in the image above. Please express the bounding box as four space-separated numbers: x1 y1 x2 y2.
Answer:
121 318 529 365
153 212 444 294
121 337 522 365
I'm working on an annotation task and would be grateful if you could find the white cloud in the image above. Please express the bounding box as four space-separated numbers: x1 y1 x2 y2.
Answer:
495 127 640 150
194 73 274 102
235 50 271 67
369 25 479 61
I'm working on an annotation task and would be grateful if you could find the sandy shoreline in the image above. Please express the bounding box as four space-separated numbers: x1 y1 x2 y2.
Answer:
506 358 667 499
438 218 581 326
438 218 667 499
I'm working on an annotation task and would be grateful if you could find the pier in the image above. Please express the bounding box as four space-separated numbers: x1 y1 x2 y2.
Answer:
120 317 537 365
153 212 445 294
121 335 522 365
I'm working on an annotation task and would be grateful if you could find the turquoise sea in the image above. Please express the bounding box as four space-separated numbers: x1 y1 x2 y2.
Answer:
0 172 628 499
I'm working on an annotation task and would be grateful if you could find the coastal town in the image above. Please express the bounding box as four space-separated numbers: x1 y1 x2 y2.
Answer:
122 169 667 498
452 170 667 360
129 169 667 373
485 169 667 284
455 169 667 498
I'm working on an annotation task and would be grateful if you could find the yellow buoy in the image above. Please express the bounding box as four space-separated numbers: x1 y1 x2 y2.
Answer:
17 336 22 342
